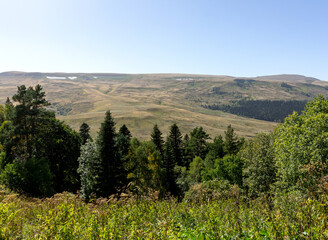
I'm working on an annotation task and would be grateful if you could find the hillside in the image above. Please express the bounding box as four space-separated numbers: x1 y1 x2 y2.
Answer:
1 71 327 139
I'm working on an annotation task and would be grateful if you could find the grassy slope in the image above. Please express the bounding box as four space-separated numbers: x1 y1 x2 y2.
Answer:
1 72 327 139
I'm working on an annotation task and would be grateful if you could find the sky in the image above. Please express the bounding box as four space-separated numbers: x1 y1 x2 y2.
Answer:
0 0 327 80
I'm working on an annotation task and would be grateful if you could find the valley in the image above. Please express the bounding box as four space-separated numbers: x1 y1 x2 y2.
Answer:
1 71 327 139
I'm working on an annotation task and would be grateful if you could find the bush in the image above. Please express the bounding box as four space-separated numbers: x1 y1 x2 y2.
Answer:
0 161 24 192
0 158 53 196
183 179 233 203
202 155 243 186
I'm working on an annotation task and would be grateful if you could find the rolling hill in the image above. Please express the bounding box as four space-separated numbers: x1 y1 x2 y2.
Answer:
1 71 327 139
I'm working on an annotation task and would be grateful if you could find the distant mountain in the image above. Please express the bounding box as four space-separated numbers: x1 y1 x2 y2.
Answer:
1 72 327 139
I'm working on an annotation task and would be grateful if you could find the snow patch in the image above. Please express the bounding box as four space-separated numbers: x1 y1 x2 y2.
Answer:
46 76 66 80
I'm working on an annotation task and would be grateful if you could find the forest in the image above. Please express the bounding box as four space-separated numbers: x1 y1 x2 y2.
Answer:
1 85 328 238
203 99 308 122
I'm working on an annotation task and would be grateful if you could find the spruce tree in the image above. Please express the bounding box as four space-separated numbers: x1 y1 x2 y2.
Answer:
161 124 183 196
79 122 91 145
117 124 132 168
163 140 179 196
119 124 132 141
150 124 164 156
166 124 183 166
97 110 123 197
224 125 240 155
185 127 209 162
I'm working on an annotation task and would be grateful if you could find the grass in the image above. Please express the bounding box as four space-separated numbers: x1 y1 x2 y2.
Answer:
1 188 328 239
1 72 328 139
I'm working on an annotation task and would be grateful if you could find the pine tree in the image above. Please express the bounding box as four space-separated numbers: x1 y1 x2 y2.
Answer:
117 124 132 157
97 110 123 197
185 127 209 162
224 125 241 155
150 124 164 156
166 124 183 166
163 140 179 196
79 122 91 145
119 124 132 141
161 124 183 196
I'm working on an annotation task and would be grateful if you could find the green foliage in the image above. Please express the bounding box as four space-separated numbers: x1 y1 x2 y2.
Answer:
205 135 225 162
126 139 163 196
150 124 164 156
166 124 184 166
119 124 132 141
77 140 101 201
274 95 328 194
0 157 52 196
97 110 124 197
11 85 52 159
241 133 276 196
202 155 243 186
204 99 307 122
38 118 82 193
79 122 92 145
23 157 53 196
185 127 209 163
0 85 81 196
117 124 132 159
0 105 4 126
188 156 204 184
224 125 243 155
0 161 24 193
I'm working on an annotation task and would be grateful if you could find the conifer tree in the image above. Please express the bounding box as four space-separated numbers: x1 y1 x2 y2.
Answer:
117 124 132 158
166 124 183 166
97 110 123 197
163 140 179 196
151 124 164 156
119 124 132 141
185 127 209 162
224 125 241 155
79 122 91 145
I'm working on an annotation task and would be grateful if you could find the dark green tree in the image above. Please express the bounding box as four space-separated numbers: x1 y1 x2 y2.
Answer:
166 124 184 166
151 124 164 156
38 118 81 193
224 125 242 155
0 85 82 196
79 122 92 145
117 124 132 158
185 127 209 165
205 135 225 161
163 140 179 196
119 124 132 141
97 110 124 197
11 85 51 159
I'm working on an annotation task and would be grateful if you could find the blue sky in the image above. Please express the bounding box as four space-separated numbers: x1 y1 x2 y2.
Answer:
0 0 327 80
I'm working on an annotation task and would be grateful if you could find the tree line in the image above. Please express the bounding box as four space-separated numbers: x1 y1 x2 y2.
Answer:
1 85 328 202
